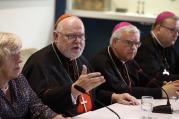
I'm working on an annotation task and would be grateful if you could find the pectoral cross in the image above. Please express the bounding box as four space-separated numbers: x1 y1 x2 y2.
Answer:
163 69 170 75
80 95 87 112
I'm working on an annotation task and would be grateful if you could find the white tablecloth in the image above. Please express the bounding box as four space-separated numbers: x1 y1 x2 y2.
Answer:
73 99 179 119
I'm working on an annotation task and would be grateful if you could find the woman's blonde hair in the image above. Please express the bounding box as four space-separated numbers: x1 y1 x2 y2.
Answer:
0 32 22 67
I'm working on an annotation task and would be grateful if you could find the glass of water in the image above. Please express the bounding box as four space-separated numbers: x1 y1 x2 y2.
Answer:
141 96 153 112
141 96 154 119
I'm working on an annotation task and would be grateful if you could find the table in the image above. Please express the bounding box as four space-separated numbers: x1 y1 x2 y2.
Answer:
73 99 179 119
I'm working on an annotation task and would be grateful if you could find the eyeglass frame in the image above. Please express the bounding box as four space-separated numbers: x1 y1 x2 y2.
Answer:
54 31 86 42
116 38 141 48
160 25 179 34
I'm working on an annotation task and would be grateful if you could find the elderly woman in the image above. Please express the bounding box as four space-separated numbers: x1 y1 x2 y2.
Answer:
0 32 70 119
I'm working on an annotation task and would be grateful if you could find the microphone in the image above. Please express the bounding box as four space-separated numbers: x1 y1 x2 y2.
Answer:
133 61 173 114
74 85 121 119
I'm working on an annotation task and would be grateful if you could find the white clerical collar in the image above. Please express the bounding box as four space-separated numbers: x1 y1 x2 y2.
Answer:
151 31 165 48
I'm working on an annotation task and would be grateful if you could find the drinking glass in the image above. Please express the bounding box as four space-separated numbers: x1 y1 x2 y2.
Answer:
141 96 154 119
141 96 154 112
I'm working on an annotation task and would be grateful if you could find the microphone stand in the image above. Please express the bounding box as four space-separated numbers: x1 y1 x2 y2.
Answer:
152 87 172 114
150 79 172 114
74 85 121 119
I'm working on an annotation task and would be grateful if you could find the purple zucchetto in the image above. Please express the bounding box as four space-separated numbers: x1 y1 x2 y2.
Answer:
112 22 131 33
156 11 176 24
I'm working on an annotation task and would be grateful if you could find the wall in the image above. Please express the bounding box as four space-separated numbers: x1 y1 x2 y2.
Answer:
0 0 55 49
55 0 66 20
111 0 179 16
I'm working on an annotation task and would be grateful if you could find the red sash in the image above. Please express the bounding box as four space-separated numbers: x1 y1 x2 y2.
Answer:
76 93 93 113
